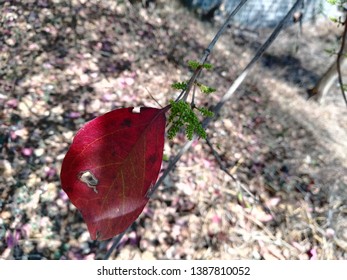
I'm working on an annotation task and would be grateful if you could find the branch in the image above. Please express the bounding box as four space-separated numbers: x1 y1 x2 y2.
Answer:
177 0 249 102
336 12 347 107
205 137 277 219
200 0 249 65
103 229 127 260
213 0 304 114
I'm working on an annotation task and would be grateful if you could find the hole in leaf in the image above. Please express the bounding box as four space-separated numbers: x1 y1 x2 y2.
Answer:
78 170 99 193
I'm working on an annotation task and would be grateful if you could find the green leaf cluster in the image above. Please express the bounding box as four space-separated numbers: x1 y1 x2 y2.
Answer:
329 16 338 23
167 60 216 140
196 82 216 94
324 48 337 55
326 0 346 5
197 107 214 117
171 82 187 90
326 1 346 24
188 60 213 71
167 100 213 140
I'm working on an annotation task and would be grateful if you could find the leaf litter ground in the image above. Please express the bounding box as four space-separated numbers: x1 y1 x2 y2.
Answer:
0 0 346 259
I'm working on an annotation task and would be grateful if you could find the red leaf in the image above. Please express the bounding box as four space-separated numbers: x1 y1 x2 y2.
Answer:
60 107 167 240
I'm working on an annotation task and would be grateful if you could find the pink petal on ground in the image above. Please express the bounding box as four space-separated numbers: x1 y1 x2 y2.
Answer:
84 253 96 260
6 99 18 108
212 215 222 224
21 147 33 157
102 93 114 102
68 112 81 119
267 197 281 207
59 190 69 202
309 247 317 260
125 77 135 85
44 166 56 178
10 131 17 140
326 228 335 238
6 231 17 248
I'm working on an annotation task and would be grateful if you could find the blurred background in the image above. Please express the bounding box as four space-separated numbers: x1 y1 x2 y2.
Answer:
0 0 346 259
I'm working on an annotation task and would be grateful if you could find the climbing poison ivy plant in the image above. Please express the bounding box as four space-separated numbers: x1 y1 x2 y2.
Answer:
60 60 215 241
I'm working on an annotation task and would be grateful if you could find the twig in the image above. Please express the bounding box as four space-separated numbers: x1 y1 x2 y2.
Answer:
200 0 249 65
205 137 255 198
206 136 280 222
213 0 304 115
155 138 195 189
205 137 237 182
336 12 347 107
103 228 128 260
177 0 250 102
144 86 163 108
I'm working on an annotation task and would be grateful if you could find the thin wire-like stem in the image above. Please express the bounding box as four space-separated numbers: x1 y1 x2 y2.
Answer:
191 85 197 107
103 228 128 260
155 138 195 189
213 0 304 114
200 0 249 64
205 137 266 208
177 0 250 102
205 137 237 182
336 12 347 107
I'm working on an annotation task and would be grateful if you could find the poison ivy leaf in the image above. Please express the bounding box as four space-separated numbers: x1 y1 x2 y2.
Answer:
60 107 167 241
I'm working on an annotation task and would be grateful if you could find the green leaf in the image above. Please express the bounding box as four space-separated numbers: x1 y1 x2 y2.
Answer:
202 63 213 70
187 60 213 70
188 60 201 70
197 107 214 118
163 154 169 161
196 82 216 94
324 48 336 55
329 16 338 23
171 81 187 90
168 100 207 140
